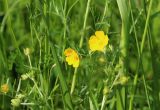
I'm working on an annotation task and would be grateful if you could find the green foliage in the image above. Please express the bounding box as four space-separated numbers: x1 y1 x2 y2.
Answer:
0 0 160 109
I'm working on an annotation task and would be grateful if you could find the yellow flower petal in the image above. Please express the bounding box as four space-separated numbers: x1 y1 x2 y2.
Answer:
89 36 99 51
66 56 74 65
89 31 109 52
73 56 79 67
1 84 9 93
73 61 79 68
64 48 80 68
95 31 105 39
64 48 74 57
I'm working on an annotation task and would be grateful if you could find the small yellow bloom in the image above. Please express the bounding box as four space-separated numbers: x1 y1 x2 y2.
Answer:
1 84 9 93
64 48 80 68
89 31 109 52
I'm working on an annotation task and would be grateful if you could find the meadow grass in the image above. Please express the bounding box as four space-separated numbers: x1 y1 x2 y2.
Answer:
0 0 160 110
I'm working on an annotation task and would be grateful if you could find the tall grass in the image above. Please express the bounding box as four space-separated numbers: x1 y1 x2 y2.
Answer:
0 0 160 110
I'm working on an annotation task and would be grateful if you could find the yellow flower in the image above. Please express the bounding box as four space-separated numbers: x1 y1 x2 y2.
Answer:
64 48 80 68
1 84 9 93
89 31 109 52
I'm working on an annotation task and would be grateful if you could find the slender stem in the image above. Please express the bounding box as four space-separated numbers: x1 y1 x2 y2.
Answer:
20 103 35 105
140 0 153 53
16 79 21 95
70 0 91 98
142 75 151 109
101 0 108 23
2 93 4 109
43 0 49 70
66 0 79 18
73 0 91 98
31 78 43 98
143 0 159 108
34 27 42 71
116 0 129 109
101 95 107 110
128 0 141 109
62 0 67 66
140 0 153 109
70 68 78 95
28 55 32 69
129 74 138 110
79 0 91 48
51 45 73 110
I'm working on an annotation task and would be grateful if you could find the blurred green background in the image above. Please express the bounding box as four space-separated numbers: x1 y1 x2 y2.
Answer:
0 0 160 109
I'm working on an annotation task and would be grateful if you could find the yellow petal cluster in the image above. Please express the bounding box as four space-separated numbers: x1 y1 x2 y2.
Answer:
64 48 80 68
1 84 9 93
89 31 109 52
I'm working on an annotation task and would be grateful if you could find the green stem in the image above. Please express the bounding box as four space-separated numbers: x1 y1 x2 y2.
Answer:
101 0 109 23
2 94 4 109
34 27 42 71
116 0 130 109
28 55 32 69
129 74 138 110
70 68 78 95
70 0 91 99
101 95 107 110
140 0 153 53
51 44 73 110
16 79 21 96
43 0 49 71
31 78 43 98
128 0 141 109
142 75 151 109
79 0 91 48
74 0 91 98
143 0 159 108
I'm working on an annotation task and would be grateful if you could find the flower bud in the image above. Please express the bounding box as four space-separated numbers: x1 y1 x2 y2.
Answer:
16 94 25 99
103 86 109 95
24 48 31 56
21 74 29 80
11 98 21 107
119 76 129 85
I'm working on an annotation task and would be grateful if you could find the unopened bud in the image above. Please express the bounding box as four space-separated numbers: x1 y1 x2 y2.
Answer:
24 48 31 56
103 86 109 95
21 74 29 80
11 98 21 107
119 76 129 85
16 94 25 99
